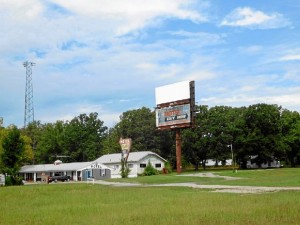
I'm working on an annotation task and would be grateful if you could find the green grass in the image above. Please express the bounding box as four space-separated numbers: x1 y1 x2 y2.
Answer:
1 184 300 225
113 168 300 187
1 168 300 225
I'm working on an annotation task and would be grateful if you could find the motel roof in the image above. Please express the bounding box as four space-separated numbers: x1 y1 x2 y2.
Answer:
95 151 166 164
20 161 109 173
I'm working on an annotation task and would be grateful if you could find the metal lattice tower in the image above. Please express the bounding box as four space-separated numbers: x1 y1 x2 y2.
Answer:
23 61 35 128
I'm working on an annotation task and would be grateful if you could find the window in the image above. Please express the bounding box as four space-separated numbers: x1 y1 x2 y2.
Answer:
140 164 146 168
86 170 92 178
114 165 119 170
100 169 105 176
128 164 133 168
155 163 161 168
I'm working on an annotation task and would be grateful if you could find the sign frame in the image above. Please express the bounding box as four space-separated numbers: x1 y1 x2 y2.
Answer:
155 81 195 130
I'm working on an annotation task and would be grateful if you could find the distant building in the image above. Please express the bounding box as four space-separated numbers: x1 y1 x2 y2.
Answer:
246 156 280 169
202 159 233 167
19 151 166 182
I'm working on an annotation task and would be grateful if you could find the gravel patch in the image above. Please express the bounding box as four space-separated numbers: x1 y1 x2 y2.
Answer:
93 180 300 194
177 172 243 180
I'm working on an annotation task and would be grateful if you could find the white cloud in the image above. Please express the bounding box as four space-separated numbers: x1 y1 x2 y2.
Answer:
200 92 300 111
1 0 299 128
50 0 206 35
0 0 44 18
221 7 290 29
279 54 300 61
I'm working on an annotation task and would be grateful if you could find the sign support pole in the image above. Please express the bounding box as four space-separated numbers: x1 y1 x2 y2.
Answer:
176 129 182 174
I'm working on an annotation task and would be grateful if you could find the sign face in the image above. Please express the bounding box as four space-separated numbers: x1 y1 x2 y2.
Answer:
119 138 132 152
156 104 191 128
155 80 191 105
91 162 102 169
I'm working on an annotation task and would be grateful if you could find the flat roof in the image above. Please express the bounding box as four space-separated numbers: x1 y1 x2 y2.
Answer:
95 151 166 164
20 161 108 173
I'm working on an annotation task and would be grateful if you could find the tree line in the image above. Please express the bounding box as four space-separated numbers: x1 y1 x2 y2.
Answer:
1 104 300 176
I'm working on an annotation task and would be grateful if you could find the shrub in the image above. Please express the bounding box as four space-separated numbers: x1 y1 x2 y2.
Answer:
5 176 23 186
120 158 130 178
163 161 173 174
143 161 158 176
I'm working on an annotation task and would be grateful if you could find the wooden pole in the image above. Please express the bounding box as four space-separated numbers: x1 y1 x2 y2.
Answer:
176 129 182 174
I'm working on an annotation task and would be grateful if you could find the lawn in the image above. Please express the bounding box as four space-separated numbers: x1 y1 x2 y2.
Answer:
1 168 300 225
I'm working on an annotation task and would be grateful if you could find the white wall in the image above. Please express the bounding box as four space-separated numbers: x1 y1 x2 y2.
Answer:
104 155 165 178
136 155 165 174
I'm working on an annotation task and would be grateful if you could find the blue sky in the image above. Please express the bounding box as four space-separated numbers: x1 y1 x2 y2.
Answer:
1 0 300 128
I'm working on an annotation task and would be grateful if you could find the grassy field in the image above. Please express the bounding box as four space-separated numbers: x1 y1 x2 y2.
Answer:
1 168 300 225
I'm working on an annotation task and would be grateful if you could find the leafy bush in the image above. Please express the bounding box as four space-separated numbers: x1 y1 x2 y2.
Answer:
5 176 24 186
143 161 158 176
163 161 173 174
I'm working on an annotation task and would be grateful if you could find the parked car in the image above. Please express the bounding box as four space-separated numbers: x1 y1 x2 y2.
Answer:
48 174 70 183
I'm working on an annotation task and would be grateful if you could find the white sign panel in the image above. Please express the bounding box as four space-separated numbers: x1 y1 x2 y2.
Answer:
155 80 191 105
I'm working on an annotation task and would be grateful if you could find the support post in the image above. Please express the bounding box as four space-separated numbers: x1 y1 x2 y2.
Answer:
176 129 182 174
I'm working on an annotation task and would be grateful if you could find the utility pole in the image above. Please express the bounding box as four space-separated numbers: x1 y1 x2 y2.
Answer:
227 144 235 172
175 129 182 173
23 61 35 128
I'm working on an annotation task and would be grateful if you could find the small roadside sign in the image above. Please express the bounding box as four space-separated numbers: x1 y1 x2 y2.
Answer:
0 174 5 186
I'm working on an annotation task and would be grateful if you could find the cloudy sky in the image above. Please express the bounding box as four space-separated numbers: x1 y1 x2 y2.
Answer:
1 0 300 128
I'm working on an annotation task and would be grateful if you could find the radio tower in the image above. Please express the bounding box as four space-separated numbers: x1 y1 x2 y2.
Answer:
23 61 35 128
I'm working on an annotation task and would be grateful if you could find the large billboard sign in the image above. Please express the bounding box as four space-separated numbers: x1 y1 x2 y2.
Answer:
155 80 195 130
156 104 191 127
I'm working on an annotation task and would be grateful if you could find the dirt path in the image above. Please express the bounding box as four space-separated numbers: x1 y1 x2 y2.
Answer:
177 172 242 180
92 173 300 194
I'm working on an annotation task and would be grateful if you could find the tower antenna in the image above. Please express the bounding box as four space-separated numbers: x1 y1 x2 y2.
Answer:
23 61 35 128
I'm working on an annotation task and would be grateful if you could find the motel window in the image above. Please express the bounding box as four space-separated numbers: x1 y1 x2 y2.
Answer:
100 169 105 176
140 164 146 168
155 163 161 168
128 164 133 168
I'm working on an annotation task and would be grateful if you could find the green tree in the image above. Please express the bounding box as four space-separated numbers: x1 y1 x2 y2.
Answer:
182 105 209 170
115 107 164 153
280 109 300 167
36 121 66 163
64 113 107 162
206 106 235 166
1 126 25 184
0 127 7 156
22 121 43 163
102 127 122 155
241 104 282 168
0 127 7 170
21 135 34 164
